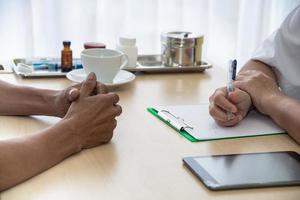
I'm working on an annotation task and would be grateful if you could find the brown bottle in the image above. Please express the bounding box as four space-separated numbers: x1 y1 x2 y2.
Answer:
61 41 73 72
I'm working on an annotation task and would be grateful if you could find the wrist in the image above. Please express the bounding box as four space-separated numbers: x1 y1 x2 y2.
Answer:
42 90 62 117
30 119 83 166
53 118 83 155
261 92 285 116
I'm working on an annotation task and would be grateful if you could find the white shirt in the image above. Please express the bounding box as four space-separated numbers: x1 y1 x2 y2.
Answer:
251 5 300 100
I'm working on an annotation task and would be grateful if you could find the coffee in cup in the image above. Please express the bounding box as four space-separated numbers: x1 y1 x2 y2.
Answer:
81 48 128 83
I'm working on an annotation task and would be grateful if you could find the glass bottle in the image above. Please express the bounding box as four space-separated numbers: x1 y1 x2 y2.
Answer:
61 41 73 72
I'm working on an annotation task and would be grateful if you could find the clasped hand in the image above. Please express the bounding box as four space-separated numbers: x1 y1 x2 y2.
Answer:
57 73 122 150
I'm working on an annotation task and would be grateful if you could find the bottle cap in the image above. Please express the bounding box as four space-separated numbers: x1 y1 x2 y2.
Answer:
84 42 106 49
63 41 71 46
119 36 136 46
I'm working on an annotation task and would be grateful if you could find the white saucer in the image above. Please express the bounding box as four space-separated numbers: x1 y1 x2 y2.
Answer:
66 69 135 87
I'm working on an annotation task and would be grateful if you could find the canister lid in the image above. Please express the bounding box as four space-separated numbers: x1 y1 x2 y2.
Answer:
161 32 203 47
119 36 136 46
84 42 106 49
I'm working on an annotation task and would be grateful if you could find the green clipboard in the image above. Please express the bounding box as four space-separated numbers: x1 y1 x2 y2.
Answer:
147 106 285 142
147 107 199 142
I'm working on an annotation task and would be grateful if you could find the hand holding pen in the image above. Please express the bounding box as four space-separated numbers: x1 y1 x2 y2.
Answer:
209 60 252 127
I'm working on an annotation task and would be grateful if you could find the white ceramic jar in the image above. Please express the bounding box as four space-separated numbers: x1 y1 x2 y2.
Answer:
116 36 138 68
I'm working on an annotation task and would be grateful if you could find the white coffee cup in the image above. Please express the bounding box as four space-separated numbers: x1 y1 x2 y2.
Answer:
81 48 128 83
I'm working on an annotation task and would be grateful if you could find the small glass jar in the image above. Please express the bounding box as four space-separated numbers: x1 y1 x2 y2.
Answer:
61 41 73 72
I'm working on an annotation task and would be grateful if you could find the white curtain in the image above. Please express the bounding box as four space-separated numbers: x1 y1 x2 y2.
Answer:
0 0 299 69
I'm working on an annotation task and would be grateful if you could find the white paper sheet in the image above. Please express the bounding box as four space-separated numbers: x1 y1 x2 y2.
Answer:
155 104 285 140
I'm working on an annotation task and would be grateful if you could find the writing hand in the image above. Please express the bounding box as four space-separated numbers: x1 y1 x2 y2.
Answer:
209 87 252 126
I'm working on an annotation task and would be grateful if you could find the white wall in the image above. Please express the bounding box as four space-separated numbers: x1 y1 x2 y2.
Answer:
0 0 299 68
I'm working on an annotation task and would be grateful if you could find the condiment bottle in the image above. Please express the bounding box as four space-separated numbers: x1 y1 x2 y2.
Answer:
116 36 138 68
61 41 73 72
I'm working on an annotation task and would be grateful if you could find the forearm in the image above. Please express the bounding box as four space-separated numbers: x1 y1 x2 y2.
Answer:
0 81 59 116
263 94 300 144
0 119 80 191
239 60 300 144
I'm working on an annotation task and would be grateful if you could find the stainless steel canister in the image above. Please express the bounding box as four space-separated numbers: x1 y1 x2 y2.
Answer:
161 32 203 67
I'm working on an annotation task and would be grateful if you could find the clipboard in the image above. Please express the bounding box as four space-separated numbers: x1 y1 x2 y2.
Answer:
147 107 199 142
147 104 285 142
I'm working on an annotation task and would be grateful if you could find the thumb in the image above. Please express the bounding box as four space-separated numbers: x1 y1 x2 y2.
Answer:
233 81 245 91
80 72 97 98
68 88 80 102
228 88 248 104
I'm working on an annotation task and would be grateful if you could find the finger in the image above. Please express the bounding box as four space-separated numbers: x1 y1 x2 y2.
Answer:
96 82 108 94
105 93 120 104
112 104 122 117
214 90 237 113
88 121 116 145
68 88 80 102
209 87 226 102
100 104 122 120
233 81 246 90
111 119 117 128
99 119 118 128
228 88 249 104
209 102 231 122
215 115 242 127
80 72 97 98
214 87 227 96
84 129 114 148
70 82 82 90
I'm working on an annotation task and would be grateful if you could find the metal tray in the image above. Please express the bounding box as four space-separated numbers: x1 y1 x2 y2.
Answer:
123 55 212 73
12 54 212 78
0 60 13 74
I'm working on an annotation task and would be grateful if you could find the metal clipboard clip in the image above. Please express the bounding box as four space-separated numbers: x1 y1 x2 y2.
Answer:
157 109 194 131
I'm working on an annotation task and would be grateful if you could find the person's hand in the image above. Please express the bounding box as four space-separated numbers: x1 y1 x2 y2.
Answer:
235 70 281 114
209 87 252 126
52 80 108 118
63 73 122 149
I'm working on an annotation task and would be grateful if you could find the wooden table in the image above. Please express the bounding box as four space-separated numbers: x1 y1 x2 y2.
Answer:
0 66 299 200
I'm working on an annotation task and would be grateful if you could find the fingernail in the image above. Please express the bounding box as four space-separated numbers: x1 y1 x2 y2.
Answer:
67 89 76 101
227 114 234 120
88 72 95 80
69 88 76 95
70 88 79 95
